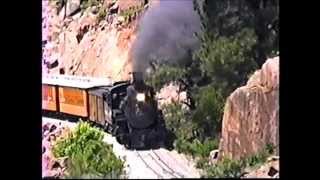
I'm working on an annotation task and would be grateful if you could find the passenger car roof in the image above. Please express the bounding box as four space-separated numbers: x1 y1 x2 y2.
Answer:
42 74 113 89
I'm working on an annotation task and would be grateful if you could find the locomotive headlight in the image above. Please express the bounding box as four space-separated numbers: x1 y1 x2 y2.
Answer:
136 93 146 102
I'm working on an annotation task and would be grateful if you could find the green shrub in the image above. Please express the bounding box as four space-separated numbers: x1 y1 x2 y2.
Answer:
195 28 258 96
196 156 210 169
145 65 186 90
205 157 245 178
191 86 225 138
80 0 101 10
195 138 219 157
266 143 275 154
203 144 275 178
244 143 274 168
52 121 124 178
119 4 145 24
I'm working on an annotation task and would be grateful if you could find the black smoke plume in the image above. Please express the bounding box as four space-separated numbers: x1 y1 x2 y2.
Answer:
131 0 201 75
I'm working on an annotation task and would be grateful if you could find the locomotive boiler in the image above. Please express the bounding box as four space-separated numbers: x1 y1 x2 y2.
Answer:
42 72 168 149
118 72 167 149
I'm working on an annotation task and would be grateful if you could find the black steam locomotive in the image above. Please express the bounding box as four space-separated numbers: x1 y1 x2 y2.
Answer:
110 72 168 149
42 72 168 150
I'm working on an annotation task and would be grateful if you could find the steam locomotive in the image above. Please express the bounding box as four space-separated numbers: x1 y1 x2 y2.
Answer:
42 72 168 149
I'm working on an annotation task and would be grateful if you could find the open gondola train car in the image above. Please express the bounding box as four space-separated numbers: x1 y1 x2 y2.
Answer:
42 73 168 149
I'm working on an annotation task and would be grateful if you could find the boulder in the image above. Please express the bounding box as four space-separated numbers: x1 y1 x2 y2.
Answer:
219 56 279 160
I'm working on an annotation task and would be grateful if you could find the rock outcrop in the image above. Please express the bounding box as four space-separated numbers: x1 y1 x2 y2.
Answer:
42 0 150 81
218 56 279 160
156 82 190 110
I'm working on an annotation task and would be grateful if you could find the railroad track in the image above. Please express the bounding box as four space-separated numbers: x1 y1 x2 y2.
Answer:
157 149 195 175
136 151 164 178
150 150 185 178
136 150 185 179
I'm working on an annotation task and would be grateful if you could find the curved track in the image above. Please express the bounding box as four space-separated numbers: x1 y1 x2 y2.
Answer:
136 150 186 179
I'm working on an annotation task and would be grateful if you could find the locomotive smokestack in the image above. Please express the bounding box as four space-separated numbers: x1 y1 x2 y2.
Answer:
132 72 143 83
131 72 145 90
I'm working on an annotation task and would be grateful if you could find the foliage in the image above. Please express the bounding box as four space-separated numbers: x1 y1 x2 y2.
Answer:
191 86 225 138
174 137 219 161
243 143 274 168
145 65 186 90
119 4 145 24
194 28 258 96
203 144 275 178
52 121 124 178
189 138 219 158
196 156 210 169
162 103 195 141
80 0 101 10
266 143 275 154
194 0 279 66
205 157 245 178
162 103 219 159
97 5 107 23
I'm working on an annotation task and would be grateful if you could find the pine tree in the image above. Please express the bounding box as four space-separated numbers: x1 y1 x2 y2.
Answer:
193 0 278 96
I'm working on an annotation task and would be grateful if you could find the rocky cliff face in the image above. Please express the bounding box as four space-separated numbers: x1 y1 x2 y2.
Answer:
218 56 279 160
42 0 150 81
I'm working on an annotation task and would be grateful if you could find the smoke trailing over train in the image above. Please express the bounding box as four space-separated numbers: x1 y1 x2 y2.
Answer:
131 0 201 76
